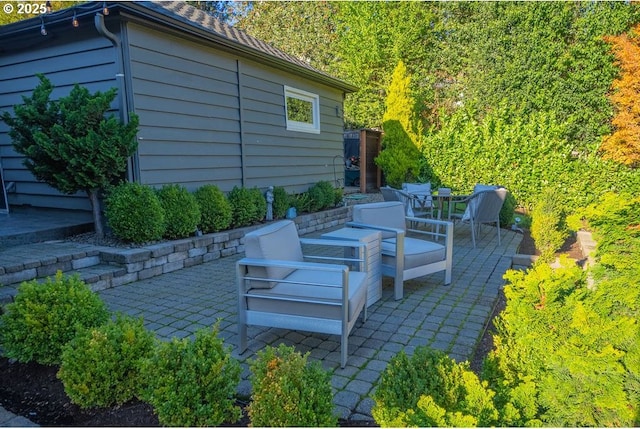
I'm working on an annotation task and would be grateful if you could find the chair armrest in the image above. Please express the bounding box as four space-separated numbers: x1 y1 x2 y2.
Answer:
406 216 454 243
238 257 347 274
346 221 404 237
299 238 367 267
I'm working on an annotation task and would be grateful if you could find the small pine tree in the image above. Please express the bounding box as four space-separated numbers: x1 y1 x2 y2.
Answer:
375 61 422 188
1 74 139 238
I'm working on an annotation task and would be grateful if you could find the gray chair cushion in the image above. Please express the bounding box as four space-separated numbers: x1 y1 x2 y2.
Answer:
352 201 406 239
244 220 303 288
381 237 446 270
246 270 367 322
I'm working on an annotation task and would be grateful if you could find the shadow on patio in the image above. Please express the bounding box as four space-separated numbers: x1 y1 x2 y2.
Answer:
97 222 522 423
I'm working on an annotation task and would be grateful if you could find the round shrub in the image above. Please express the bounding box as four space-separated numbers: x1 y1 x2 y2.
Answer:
105 182 165 243
157 184 201 239
58 315 156 408
141 324 241 427
248 344 336 427
372 347 498 427
272 186 289 219
227 186 255 227
0 271 110 365
193 185 232 233
248 187 267 223
308 181 336 212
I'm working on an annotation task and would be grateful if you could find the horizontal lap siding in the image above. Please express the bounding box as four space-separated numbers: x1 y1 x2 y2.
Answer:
126 24 242 192
239 61 345 193
0 28 117 210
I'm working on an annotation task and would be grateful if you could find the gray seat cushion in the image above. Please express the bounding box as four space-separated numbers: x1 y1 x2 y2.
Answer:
381 237 445 270
247 269 367 322
244 220 303 288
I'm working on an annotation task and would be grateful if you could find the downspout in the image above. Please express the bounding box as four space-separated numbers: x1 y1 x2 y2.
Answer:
94 12 140 183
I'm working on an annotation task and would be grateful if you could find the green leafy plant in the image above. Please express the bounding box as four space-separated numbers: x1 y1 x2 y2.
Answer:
157 184 201 239
530 187 568 262
372 346 498 427
289 191 312 213
248 187 267 223
105 182 165 243
57 314 156 408
193 184 232 233
272 186 290 219
248 344 336 427
141 324 241 427
0 271 110 365
227 186 256 227
0 74 139 238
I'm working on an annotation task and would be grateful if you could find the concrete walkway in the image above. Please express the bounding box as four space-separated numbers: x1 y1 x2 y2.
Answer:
0 222 521 426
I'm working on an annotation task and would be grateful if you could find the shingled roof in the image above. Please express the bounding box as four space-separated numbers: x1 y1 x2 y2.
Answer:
0 1 357 93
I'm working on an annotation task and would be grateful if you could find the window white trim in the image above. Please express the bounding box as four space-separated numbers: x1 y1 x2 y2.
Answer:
284 86 320 134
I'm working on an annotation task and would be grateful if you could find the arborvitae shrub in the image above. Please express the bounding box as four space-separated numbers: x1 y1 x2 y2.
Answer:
193 184 232 233
530 187 568 261
105 182 165 243
272 186 289 219
248 187 267 223
141 325 241 427
157 184 201 239
227 186 255 227
58 315 156 408
499 191 516 228
0 271 110 365
248 344 336 427
372 347 498 427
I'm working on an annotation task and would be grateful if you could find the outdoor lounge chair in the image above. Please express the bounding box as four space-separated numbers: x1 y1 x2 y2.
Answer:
460 186 508 248
347 201 453 300
236 220 369 368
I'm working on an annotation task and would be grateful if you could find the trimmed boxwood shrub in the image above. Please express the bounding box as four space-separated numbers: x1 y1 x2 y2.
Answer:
272 186 289 219
248 187 267 223
141 324 241 427
157 184 201 239
307 181 335 212
105 182 165 243
227 186 255 227
193 184 232 233
58 315 156 408
248 344 336 427
0 271 110 365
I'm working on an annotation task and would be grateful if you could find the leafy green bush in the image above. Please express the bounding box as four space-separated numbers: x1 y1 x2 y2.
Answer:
248 187 267 223
193 184 232 233
0 271 110 365
272 186 289 219
142 325 241 427
307 181 336 212
499 191 516 228
157 184 201 239
530 187 568 262
227 186 256 227
372 346 498 427
248 344 336 427
105 182 165 243
58 315 156 408
333 187 344 206
290 192 312 213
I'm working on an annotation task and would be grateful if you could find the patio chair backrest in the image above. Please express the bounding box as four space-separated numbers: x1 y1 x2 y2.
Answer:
469 188 508 223
352 201 406 239
380 186 400 202
243 220 303 288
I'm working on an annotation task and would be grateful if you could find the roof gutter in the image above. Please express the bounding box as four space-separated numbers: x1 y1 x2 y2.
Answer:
94 12 140 183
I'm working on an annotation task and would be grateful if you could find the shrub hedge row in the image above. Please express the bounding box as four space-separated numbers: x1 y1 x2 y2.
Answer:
0 272 336 426
105 181 343 244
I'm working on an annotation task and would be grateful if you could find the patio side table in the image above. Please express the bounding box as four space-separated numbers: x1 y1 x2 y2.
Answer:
321 228 382 308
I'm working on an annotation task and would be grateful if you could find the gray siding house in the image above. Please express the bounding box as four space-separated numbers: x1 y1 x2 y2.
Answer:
0 1 356 211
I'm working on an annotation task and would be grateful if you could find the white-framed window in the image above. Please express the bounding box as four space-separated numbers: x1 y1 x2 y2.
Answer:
284 86 320 134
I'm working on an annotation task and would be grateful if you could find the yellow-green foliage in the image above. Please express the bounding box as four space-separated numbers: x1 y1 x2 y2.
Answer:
372 347 498 427
0 271 109 365
248 344 336 427
58 315 156 408
488 196 640 427
141 324 241 427
530 187 568 262
193 184 232 233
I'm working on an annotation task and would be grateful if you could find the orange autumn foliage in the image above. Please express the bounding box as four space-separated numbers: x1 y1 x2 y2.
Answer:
601 24 640 168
